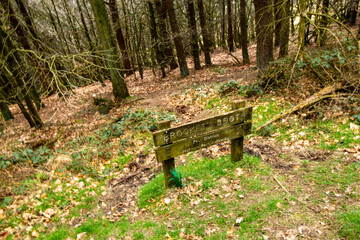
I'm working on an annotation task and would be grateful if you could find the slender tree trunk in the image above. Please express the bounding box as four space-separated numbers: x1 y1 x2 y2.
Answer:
254 0 274 70
0 100 13 121
187 0 201 70
279 0 290 57
197 0 212 65
50 0 71 53
62 0 82 51
274 0 282 46
90 0 129 100
240 0 250 64
109 0 133 76
319 0 330 46
148 1 166 77
222 0 226 47
298 0 307 54
163 0 189 77
76 0 94 51
227 0 234 52
155 0 178 70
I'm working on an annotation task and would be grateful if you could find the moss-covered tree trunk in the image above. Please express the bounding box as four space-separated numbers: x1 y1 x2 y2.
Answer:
163 0 189 77
0 100 13 121
90 0 129 100
279 0 290 57
318 0 330 47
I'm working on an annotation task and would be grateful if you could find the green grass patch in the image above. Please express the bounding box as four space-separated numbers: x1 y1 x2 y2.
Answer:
337 207 360 239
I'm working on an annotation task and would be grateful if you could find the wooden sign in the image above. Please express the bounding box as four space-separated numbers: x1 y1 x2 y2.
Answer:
153 100 252 188
153 107 252 146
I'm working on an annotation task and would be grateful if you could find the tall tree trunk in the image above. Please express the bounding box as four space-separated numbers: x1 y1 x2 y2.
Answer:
239 0 250 64
254 0 274 70
227 0 234 52
274 0 282 47
148 1 166 77
197 0 212 65
318 0 330 46
109 0 133 76
90 0 129 100
0 100 14 121
222 0 226 47
279 0 290 57
155 0 178 70
163 0 189 77
50 0 70 53
62 0 82 51
187 0 201 70
298 0 307 53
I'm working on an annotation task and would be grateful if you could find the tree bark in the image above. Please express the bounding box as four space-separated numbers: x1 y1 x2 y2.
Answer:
90 0 130 100
148 1 166 77
109 0 133 76
187 0 201 70
254 0 274 70
239 0 250 64
279 0 290 57
0 100 14 121
197 0 212 65
155 0 178 70
227 0 234 52
163 0 189 77
274 0 282 47
318 0 330 46
298 0 307 53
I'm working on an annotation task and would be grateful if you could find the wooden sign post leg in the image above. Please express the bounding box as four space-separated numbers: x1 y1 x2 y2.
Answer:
158 120 176 188
231 100 246 162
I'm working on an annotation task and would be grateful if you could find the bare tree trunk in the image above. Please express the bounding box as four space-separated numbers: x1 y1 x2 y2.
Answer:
298 0 307 53
222 0 226 47
90 0 129 100
227 0 234 52
197 0 212 65
254 0 274 70
163 0 189 77
155 0 178 70
239 0 250 64
187 0 201 70
274 0 282 47
279 0 290 58
318 0 330 46
148 1 166 77
109 0 133 76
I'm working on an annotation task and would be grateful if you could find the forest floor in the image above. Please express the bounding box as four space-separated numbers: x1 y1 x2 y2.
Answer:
0 44 360 240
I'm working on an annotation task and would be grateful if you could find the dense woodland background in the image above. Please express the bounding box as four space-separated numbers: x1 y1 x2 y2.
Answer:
1 0 360 239
0 0 359 128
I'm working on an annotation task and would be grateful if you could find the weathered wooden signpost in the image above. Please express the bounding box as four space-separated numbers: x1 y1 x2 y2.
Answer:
152 100 252 187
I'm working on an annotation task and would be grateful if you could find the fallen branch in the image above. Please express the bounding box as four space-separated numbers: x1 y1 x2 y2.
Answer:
256 84 341 133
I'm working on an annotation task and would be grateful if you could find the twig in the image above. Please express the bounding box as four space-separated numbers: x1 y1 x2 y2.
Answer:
273 175 321 213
